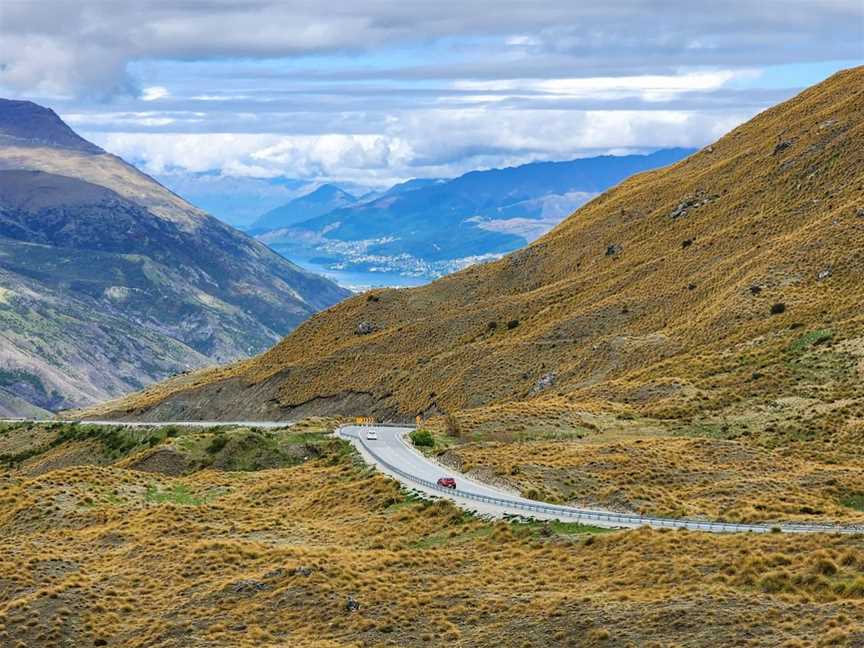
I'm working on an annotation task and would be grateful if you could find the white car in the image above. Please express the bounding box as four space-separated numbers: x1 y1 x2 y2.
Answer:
365 430 378 441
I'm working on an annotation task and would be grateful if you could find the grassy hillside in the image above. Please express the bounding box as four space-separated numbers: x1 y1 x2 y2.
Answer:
0 419 340 476
91 67 864 437
2 422 864 647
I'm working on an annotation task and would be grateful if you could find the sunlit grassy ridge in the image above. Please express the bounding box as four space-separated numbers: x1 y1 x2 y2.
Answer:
2 425 864 646
85 67 864 444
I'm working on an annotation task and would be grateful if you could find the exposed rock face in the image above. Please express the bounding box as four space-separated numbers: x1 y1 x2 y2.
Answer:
669 190 716 220
0 99 350 415
531 372 557 394
355 321 378 335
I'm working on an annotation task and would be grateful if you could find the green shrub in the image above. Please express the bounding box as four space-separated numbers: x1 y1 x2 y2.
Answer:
410 429 434 448
840 493 864 511
207 434 228 454
789 330 833 353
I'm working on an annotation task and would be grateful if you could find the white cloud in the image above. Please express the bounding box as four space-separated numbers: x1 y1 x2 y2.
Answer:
505 35 541 47
8 2 849 187
91 132 280 174
65 112 183 128
453 70 746 102
87 105 753 186
141 86 169 101
0 2 859 98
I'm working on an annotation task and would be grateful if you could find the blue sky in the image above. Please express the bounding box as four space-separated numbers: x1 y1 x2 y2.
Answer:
1 1 861 187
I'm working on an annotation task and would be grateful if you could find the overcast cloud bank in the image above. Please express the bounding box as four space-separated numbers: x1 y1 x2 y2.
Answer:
1 1 861 184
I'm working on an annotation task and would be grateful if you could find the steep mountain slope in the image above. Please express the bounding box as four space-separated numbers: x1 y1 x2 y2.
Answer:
0 99 101 153
249 184 357 233
260 149 693 278
0 99 349 415
87 68 864 429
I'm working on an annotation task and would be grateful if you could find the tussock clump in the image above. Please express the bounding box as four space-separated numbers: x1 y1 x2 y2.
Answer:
2 430 864 646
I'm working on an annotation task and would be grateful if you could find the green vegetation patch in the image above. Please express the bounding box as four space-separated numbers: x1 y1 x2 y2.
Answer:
789 330 833 354
145 483 211 506
511 519 613 537
174 425 347 472
410 428 435 448
840 493 864 512
0 369 46 392
0 421 156 467
0 419 344 474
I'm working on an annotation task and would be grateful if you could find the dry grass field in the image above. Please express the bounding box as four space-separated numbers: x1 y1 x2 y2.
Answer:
447 436 864 524
3 421 864 647
48 67 864 645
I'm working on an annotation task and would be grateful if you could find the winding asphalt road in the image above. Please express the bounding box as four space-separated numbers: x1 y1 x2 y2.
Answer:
339 424 864 535
5 418 862 534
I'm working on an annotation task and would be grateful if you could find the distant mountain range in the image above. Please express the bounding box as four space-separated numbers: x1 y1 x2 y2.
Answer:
254 149 695 280
153 172 311 230
249 184 358 233
0 99 349 416
153 173 378 229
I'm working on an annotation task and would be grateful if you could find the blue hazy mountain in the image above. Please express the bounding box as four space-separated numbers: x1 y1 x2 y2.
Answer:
379 177 445 197
249 184 357 233
258 148 695 276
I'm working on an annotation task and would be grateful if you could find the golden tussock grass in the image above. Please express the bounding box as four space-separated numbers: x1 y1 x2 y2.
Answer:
1 429 864 646
450 435 864 524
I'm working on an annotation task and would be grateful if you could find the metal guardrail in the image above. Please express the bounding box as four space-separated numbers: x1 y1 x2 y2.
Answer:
340 425 864 535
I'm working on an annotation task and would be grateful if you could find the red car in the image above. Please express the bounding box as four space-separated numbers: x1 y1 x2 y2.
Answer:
437 477 456 489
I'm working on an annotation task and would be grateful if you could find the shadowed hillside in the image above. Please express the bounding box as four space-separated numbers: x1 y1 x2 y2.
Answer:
0 100 350 415
86 68 864 435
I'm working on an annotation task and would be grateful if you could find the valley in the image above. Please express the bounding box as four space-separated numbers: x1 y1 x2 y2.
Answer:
1 3 860 645
90 67 864 439
0 101 349 416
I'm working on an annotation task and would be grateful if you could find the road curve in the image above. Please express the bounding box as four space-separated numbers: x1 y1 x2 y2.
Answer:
339 424 864 535
5 419 862 534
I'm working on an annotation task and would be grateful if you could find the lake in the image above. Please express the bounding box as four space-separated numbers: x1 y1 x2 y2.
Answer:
296 260 432 292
